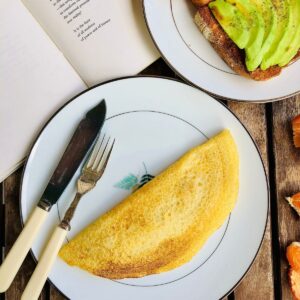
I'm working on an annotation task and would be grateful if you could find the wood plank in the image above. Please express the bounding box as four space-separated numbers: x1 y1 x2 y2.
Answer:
3 169 47 300
140 58 176 78
49 283 65 300
227 102 274 299
272 95 300 300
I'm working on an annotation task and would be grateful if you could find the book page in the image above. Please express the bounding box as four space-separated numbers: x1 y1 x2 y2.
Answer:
22 0 159 86
0 0 86 181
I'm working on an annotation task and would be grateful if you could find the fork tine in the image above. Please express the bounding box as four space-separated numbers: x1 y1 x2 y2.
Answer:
92 136 110 170
96 138 115 172
87 134 105 168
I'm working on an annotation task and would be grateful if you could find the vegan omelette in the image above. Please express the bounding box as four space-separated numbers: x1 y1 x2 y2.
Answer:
59 129 239 279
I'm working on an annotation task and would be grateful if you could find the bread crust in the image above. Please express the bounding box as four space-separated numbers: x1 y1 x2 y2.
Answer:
194 6 300 80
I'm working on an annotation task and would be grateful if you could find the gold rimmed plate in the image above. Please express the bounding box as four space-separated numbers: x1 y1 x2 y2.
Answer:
20 76 268 299
143 1 300 102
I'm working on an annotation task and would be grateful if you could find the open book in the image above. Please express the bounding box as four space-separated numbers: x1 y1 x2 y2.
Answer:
0 0 159 182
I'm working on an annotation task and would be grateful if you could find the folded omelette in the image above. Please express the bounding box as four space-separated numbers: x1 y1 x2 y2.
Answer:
59 129 239 279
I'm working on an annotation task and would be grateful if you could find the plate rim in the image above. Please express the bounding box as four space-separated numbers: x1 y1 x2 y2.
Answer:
19 75 270 300
142 0 300 103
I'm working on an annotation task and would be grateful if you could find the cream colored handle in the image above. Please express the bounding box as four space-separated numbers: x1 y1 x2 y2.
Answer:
0 206 48 292
21 226 67 300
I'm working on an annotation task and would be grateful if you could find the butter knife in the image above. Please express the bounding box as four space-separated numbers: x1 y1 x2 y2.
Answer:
0 99 106 292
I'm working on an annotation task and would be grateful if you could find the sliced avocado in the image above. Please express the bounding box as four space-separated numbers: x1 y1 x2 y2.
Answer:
261 0 290 70
209 0 266 71
250 0 277 68
209 0 299 71
209 0 250 49
231 0 265 71
278 0 300 66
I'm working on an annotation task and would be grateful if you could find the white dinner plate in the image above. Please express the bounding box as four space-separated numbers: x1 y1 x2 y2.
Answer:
143 0 300 102
20 76 268 299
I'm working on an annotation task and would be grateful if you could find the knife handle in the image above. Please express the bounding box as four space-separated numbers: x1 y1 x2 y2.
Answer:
21 226 67 300
0 206 48 292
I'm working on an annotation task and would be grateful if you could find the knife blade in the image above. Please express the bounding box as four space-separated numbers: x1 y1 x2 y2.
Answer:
39 99 107 211
0 99 106 292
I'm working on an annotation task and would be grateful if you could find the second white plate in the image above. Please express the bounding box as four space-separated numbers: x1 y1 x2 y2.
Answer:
143 0 300 102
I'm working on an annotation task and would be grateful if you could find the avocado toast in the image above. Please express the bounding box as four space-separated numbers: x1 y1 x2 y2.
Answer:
192 0 300 80
59 130 239 279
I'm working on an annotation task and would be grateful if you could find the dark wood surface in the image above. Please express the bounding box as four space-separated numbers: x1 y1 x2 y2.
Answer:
1 58 298 299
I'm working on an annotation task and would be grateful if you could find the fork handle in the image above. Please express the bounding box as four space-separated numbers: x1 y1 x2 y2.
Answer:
0 206 48 292
21 226 68 300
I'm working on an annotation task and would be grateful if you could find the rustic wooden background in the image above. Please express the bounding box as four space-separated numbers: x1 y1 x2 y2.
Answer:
1 59 299 300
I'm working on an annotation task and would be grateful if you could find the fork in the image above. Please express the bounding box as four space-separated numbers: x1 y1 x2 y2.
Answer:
21 135 115 300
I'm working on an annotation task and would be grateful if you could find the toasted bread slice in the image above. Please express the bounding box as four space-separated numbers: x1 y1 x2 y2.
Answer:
59 130 239 279
194 7 282 80
194 5 300 80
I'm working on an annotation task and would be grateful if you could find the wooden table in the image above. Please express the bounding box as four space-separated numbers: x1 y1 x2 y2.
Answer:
1 58 299 300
